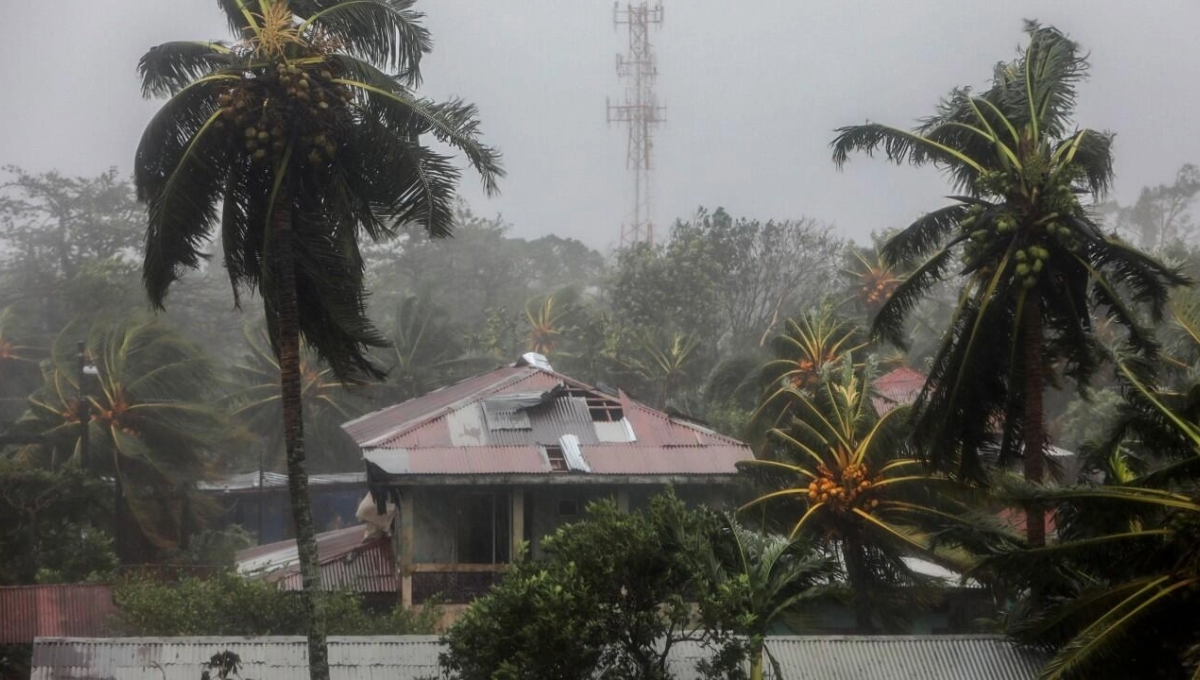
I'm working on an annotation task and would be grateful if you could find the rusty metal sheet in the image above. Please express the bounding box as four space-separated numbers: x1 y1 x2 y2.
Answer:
0 584 117 643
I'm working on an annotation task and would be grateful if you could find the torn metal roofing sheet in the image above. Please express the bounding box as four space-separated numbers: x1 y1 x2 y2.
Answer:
0 585 116 644
197 471 366 492
235 525 395 593
31 635 1046 680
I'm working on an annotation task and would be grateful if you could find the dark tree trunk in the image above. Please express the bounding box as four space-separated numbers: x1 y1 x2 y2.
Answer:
272 191 330 680
1021 296 1047 547
843 539 876 633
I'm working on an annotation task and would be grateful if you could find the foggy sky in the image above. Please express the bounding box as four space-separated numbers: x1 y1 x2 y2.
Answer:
2 1 1198 251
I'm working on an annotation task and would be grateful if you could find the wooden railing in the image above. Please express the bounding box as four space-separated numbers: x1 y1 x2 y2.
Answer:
409 563 507 604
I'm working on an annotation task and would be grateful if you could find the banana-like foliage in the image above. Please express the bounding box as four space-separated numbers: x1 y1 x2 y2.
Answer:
740 358 1011 631
135 0 502 380
11 320 228 548
979 357 1200 680
700 515 833 680
831 22 1187 504
228 327 364 473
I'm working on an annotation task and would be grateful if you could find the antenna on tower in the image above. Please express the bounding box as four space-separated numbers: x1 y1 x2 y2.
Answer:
607 1 665 248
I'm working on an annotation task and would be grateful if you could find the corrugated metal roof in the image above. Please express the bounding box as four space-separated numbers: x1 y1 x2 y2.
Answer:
365 444 745 478
197 471 366 492
31 635 1045 680
0 585 117 644
30 636 442 680
235 525 396 593
754 635 1045 680
872 366 927 415
342 366 530 446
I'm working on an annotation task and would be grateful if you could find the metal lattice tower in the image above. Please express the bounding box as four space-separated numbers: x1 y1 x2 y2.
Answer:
607 1 665 247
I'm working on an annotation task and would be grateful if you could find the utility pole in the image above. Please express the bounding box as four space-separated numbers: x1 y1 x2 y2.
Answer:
608 1 666 248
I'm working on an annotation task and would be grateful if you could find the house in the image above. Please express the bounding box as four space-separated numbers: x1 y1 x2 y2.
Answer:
341 353 749 606
30 635 1048 680
871 365 927 415
198 471 366 544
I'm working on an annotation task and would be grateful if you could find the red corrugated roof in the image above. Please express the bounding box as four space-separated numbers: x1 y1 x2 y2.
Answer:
347 360 751 480
236 525 397 593
872 366 927 415
0 584 116 643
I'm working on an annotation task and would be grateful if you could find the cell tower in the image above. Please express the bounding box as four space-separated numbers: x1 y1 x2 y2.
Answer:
607 2 665 247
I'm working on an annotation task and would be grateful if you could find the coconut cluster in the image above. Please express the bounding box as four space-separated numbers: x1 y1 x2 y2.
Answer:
214 59 353 168
959 169 1086 290
806 462 879 512
859 272 898 308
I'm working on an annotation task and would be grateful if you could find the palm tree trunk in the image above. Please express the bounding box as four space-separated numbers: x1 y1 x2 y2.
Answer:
1021 295 1047 547
749 639 765 680
272 191 330 680
843 539 875 633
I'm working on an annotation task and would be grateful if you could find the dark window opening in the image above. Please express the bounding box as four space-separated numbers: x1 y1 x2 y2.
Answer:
455 492 510 564
557 499 580 517
546 445 568 472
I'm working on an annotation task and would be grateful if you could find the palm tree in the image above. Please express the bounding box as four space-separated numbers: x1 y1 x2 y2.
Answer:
627 331 701 409
12 320 226 551
134 3 501 677
376 292 488 402
980 357 1200 679
761 305 865 395
702 516 832 680
831 22 1186 545
0 308 41 428
229 327 364 475
740 359 1003 631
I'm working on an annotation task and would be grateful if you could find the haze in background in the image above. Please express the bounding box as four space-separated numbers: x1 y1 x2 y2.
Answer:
1 1 1197 248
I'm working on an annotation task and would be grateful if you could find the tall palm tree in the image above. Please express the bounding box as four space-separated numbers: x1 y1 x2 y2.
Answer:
831 22 1186 545
740 359 1003 631
134 3 501 677
981 356 1200 679
12 320 226 551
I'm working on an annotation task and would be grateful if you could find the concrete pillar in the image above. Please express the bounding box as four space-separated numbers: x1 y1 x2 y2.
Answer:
511 490 524 560
400 489 414 607
617 487 630 513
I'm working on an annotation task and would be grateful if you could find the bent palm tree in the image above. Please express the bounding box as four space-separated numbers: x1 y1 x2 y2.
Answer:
832 22 1186 545
13 320 225 550
134 3 501 677
981 357 1200 679
740 359 1002 631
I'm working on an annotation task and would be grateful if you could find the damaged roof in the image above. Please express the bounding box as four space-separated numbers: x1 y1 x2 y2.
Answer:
235 525 395 593
344 356 751 481
872 366 927 415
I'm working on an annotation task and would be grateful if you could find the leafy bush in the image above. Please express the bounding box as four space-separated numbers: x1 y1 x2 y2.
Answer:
440 491 745 680
112 570 438 636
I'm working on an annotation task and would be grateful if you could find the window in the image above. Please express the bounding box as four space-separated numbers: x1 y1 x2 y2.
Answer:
455 492 510 564
546 445 568 473
557 499 580 517
564 387 624 422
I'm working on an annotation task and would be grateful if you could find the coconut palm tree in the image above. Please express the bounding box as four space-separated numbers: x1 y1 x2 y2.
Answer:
981 356 1200 679
11 320 226 551
134 3 501 677
740 359 1006 631
831 22 1186 545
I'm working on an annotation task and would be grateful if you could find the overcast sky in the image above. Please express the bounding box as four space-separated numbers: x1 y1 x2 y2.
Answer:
2 1 1198 250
